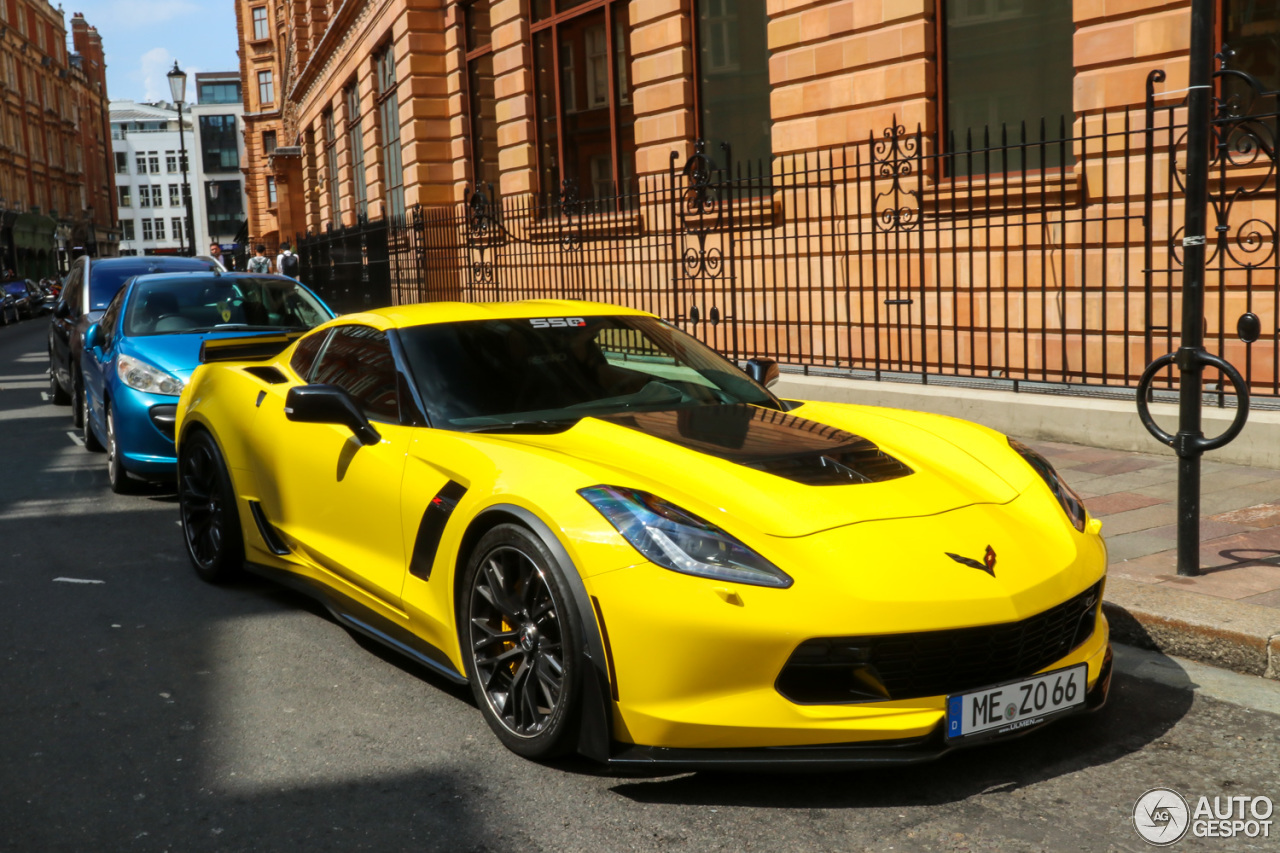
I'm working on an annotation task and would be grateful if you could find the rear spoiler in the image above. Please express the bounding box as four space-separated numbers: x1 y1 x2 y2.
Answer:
199 331 307 364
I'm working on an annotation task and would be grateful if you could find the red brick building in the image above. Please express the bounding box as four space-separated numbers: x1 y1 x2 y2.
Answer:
0 5 117 277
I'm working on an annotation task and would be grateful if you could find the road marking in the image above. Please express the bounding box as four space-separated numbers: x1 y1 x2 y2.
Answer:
67 431 84 447
0 495 175 520
53 577 105 585
1114 643 1280 716
40 392 49 401
0 497 102 519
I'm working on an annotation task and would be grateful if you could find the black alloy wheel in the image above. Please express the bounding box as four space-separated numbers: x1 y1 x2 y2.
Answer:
105 404 137 494
48 362 69 405
178 430 244 584
463 524 582 759
80 379 103 452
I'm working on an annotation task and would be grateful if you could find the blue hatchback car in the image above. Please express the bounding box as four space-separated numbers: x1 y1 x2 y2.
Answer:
80 271 335 492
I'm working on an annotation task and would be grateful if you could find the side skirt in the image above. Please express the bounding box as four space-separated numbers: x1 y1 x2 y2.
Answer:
244 560 467 684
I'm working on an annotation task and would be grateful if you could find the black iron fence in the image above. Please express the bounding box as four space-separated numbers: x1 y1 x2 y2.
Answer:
296 63 1279 400
294 215 392 315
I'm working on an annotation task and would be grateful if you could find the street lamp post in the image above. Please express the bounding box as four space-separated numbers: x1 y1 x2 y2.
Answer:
207 181 224 266
207 180 219 249
167 62 196 257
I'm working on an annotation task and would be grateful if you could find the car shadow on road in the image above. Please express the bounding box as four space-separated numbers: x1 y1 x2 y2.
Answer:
233 573 478 708
607 666 1192 807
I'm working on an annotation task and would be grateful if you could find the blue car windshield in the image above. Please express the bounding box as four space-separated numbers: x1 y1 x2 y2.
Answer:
2 283 25 296
123 277 332 337
88 259 218 311
397 315 779 430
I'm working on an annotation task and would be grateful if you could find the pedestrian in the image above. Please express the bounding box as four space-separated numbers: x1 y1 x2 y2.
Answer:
208 242 225 269
277 243 300 279
246 244 272 274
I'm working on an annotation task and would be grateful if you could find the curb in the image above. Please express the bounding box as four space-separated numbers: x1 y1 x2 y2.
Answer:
1103 576 1280 680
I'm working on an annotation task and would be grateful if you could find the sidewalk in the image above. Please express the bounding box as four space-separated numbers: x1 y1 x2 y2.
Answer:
1028 439 1280 680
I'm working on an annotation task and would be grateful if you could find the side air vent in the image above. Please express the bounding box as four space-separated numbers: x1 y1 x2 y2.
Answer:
410 481 468 580
248 501 291 556
244 366 288 384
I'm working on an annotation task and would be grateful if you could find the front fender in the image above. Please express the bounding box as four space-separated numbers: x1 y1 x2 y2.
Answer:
466 504 614 763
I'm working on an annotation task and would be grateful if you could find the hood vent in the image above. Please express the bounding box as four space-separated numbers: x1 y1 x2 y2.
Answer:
598 405 913 486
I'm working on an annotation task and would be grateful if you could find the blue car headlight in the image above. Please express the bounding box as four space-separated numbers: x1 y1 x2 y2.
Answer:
579 485 793 588
117 355 185 396
1009 439 1087 532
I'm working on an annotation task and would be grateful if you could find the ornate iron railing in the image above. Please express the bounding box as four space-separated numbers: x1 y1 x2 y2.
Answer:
296 62 1279 400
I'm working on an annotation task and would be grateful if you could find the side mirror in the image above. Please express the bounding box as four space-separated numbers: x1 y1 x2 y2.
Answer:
83 323 101 352
743 357 781 389
54 300 72 319
284 384 382 446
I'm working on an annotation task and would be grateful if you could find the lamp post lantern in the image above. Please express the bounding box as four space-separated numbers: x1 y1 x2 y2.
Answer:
167 61 196 256
207 181 220 256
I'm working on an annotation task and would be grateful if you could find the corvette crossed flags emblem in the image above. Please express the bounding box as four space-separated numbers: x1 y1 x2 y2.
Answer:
945 545 997 577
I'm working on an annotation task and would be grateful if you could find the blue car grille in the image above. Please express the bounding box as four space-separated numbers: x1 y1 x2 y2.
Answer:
776 581 1102 703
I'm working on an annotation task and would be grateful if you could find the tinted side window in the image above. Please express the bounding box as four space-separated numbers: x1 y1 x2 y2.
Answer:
311 326 399 421
289 328 329 381
61 264 84 317
98 287 126 350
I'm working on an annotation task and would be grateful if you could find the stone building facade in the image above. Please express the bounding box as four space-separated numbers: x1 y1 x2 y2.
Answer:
235 1 1280 395
0 6 118 277
236 1 1273 222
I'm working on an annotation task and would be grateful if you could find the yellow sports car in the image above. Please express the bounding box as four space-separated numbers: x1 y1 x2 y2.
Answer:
174 300 1111 768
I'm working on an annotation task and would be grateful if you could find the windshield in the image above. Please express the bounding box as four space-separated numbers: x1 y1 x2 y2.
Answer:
123 276 332 337
89 259 217 311
398 315 779 431
2 283 25 296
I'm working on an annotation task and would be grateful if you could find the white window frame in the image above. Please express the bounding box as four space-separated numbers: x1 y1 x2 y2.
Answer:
258 71 274 104
252 6 269 39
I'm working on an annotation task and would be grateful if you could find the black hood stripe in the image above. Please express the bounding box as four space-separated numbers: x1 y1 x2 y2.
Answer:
596 405 913 486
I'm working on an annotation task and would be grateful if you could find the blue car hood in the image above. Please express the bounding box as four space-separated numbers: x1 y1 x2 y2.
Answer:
117 331 278 380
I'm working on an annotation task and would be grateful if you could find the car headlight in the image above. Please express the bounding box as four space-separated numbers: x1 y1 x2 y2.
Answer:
1008 439 1087 532
117 355 185 396
579 485 793 588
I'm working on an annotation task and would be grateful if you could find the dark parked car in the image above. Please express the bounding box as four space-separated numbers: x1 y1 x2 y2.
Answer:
48 256 218 424
3 282 32 320
1 287 19 325
22 280 50 316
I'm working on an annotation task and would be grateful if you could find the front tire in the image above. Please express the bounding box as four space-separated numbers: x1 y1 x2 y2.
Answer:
462 524 583 760
81 380 103 452
105 404 137 494
72 369 87 429
179 430 244 584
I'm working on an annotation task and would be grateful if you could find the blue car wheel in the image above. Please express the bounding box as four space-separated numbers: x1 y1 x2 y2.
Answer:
106 403 139 494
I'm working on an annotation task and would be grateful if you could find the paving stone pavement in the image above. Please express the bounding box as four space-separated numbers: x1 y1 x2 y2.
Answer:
1029 439 1280 608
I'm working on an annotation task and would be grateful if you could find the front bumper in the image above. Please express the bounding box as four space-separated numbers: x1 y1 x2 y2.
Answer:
604 645 1112 771
111 383 181 479
582 497 1110 752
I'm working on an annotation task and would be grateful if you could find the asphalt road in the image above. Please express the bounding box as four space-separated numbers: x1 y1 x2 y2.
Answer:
1 316 1278 853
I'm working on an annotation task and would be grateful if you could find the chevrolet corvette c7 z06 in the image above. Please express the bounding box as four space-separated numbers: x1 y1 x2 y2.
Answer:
173 300 1111 769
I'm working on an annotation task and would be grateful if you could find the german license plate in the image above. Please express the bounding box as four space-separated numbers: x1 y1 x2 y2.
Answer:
945 664 1087 741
